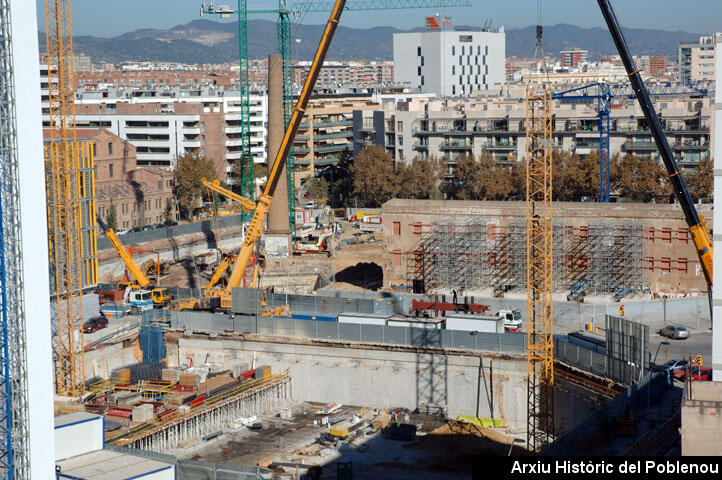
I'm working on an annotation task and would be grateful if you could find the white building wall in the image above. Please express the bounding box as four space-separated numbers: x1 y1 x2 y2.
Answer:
394 29 505 97
712 33 722 380
54 416 104 461
11 1 56 477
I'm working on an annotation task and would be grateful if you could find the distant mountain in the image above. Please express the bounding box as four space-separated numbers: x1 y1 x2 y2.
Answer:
38 20 701 64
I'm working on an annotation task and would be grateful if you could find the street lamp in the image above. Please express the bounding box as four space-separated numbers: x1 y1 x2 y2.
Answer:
507 438 524 456
653 341 670 366
650 271 669 299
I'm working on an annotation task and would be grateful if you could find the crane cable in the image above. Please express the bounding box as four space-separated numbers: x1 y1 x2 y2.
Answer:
533 0 550 84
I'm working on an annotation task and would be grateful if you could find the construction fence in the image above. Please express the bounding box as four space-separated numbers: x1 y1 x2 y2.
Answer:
161 310 528 353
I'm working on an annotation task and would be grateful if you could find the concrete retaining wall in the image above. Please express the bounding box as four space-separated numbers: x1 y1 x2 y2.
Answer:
171 336 529 430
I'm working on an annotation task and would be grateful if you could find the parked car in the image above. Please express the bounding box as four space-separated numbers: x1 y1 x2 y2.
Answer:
153 223 165 229
83 315 109 333
115 229 128 235
304 201 317 209
674 366 712 381
658 325 690 340
130 226 144 233
652 358 688 373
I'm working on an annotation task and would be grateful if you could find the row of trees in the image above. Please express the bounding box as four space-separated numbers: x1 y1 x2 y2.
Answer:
334 146 712 207
135 147 711 227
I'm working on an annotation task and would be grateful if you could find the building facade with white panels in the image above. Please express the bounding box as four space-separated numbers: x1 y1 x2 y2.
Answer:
393 27 505 97
40 74 268 182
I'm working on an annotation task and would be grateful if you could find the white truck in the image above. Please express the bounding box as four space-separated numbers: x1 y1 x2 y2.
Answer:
498 308 523 332
124 287 155 315
444 314 505 333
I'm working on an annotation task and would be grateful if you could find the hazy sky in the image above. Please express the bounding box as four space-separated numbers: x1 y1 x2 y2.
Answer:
35 0 720 37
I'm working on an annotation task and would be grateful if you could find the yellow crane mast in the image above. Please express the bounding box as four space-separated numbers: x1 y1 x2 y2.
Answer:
525 86 555 451
44 0 86 396
204 0 348 309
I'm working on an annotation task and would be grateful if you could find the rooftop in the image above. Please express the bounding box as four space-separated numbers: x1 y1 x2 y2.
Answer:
55 449 173 480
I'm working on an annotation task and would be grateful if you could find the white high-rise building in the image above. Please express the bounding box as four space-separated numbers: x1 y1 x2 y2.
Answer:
393 21 505 97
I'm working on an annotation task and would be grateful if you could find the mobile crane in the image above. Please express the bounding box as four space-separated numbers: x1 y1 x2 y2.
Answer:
596 0 712 295
201 177 265 290
199 0 348 309
96 216 172 308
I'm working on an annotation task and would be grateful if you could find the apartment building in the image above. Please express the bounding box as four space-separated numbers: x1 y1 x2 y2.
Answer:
393 21 505 97
76 69 242 89
354 91 712 179
292 61 394 88
41 65 268 184
679 33 720 83
292 94 380 184
560 48 589 68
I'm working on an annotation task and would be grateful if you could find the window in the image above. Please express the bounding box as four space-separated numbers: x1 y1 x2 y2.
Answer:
421 75 424 86
461 46 465 55
417 46 421 56
398 136 403 146
109 164 114 178
108 142 113 155
452 65 456 75
420 56 424 66
397 121 403 131
452 46 455 55
417 66 422 76
158 180 162 190
452 85 456 95
393 222 401 236
92 143 97 157
459 35 472 42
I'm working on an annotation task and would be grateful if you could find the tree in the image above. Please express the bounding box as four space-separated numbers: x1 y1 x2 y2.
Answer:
106 203 118 231
350 146 397 207
174 152 217 218
686 156 712 203
611 153 668 202
306 176 329 201
396 157 444 200
163 197 175 225
552 151 598 201
453 155 481 199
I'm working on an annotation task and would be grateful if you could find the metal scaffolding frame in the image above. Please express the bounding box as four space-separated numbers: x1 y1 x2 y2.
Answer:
110 376 291 453
406 219 645 298
0 1 30 476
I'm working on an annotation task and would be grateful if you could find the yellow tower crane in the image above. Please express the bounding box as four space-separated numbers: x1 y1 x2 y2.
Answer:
44 0 87 396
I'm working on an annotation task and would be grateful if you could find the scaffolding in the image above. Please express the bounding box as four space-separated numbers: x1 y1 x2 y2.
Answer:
108 375 291 453
406 219 645 298
0 0 31 475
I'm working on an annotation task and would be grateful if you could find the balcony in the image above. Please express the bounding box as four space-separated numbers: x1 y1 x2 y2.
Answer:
440 141 472 151
314 144 349 154
672 142 709 151
413 142 429 150
624 141 657 150
315 131 353 140
480 142 516 151
313 120 353 128
294 147 311 154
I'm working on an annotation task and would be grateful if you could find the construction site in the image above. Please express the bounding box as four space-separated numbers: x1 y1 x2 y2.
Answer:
0 0 720 479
